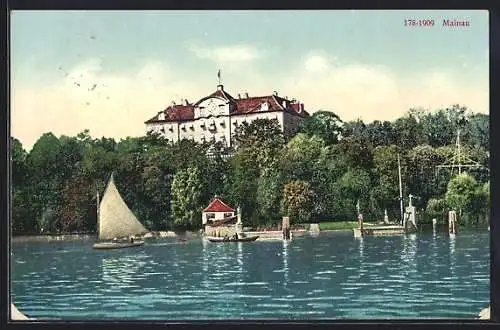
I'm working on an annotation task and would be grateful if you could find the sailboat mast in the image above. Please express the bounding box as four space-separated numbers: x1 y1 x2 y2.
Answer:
398 154 404 227
457 129 461 175
96 190 100 237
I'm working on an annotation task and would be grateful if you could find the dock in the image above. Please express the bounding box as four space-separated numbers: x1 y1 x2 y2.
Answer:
243 229 308 241
353 225 405 238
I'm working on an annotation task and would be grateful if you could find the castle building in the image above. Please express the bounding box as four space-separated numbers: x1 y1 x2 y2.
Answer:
144 84 309 147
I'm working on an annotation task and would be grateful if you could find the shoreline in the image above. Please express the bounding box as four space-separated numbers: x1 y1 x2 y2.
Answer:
11 226 488 243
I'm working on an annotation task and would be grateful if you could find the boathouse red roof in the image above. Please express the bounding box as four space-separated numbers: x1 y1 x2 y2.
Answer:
203 197 235 213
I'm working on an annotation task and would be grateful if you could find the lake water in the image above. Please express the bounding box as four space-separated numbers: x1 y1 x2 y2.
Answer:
10 231 489 320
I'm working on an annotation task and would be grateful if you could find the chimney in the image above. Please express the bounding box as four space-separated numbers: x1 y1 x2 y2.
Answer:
184 99 189 106
273 91 278 96
217 84 224 91
245 92 249 98
238 93 241 99
171 101 176 106
282 100 287 108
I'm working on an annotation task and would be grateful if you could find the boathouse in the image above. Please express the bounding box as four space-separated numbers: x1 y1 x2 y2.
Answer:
202 196 240 236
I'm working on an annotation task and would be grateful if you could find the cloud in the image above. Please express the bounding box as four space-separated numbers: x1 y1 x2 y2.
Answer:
11 58 206 150
280 53 488 123
187 43 264 65
11 52 488 151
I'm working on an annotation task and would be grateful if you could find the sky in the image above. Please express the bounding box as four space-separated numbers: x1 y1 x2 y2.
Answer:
10 10 489 150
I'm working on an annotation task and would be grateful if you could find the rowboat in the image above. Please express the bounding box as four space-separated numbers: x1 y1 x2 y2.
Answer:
205 235 259 243
93 241 145 249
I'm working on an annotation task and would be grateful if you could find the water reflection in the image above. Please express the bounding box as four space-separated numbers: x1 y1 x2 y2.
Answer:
449 235 456 276
401 234 417 278
100 253 148 291
282 240 289 286
201 238 210 289
357 236 364 260
11 232 490 320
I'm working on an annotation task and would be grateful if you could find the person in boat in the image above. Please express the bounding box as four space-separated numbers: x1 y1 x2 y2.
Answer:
223 234 230 241
130 236 134 243
233 233 239 240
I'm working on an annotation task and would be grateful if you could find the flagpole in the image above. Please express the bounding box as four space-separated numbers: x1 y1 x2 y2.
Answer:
398 154 404 227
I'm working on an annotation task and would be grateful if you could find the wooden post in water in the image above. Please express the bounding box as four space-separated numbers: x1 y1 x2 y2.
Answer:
448 211 457 235
358 213 364 231
432 218 437 233
282 217 290 240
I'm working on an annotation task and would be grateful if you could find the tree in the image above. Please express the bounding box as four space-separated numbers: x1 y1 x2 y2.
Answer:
392 115 425 150
11 137 27 188
227 150 260 226
465 113 489 149
279 133 326 182
331 136 374 170
365 120 396 147
372 145 407 221
256 167 283 224
298 110 343 145
338 168 372 218
170 167 204 229
420 109 455 147
233 118 284 170
405 145 445 206
425 198 448 223
25 133 64 232
444 172 479 224
281 180 314 224
58 172 93 233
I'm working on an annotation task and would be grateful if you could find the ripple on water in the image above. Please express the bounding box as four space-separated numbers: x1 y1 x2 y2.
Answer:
225 282 269 287
11 232 489 320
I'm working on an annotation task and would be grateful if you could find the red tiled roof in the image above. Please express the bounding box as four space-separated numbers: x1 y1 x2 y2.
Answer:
144 103 195 124
194 87 236 106
145 87 309 124
232 96 282 114
203 197 235 213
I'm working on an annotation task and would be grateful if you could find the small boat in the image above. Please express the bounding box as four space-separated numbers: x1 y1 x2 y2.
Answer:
93 173 149 250
206 235 259 243
93 241 145 249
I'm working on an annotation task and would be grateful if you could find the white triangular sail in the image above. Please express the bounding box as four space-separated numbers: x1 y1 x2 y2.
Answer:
98 174 148 241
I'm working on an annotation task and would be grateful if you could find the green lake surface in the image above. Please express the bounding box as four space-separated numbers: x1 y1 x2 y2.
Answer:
10 231 489 320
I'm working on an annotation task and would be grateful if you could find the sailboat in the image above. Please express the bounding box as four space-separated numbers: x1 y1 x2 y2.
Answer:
93 173 149 249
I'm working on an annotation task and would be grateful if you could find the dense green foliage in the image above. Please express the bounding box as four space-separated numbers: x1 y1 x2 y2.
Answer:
10 104 489 234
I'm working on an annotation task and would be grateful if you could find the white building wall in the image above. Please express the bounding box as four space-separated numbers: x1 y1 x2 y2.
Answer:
146 109 304 146
202 210 235 225
230 111 285 146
